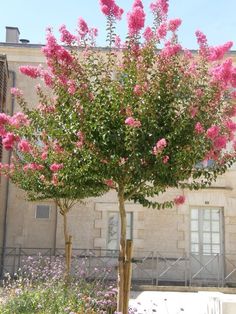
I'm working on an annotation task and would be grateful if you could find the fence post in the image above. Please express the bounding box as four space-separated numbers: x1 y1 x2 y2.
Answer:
184 252 188 286
189 253 192 286
156 252 159 286
17 247 22 270
13 248 16 275
151 251 154 285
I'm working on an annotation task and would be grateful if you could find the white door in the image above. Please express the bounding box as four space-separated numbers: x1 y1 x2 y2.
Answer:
190 207 224 283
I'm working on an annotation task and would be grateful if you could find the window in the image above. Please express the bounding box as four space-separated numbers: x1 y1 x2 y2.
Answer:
36 205 50 219
190 207 222 255
107 212 133 251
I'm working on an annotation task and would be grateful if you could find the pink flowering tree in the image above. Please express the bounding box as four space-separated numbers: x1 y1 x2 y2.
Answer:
2 0 236 312
0 93 107 278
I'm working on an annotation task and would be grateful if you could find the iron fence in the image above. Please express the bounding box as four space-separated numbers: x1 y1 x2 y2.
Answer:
1 247 236 287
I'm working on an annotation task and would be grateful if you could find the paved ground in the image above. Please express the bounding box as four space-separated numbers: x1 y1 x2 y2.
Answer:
129 290 236 314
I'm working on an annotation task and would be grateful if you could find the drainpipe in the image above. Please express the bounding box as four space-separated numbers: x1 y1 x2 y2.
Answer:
0 70 15 278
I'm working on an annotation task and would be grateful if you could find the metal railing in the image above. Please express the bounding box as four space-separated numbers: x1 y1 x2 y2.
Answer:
1 247 236 287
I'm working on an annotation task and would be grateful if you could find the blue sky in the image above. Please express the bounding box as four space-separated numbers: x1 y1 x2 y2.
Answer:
0 0 235 50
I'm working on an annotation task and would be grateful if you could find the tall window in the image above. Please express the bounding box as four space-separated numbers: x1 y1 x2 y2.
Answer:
107 212 133 251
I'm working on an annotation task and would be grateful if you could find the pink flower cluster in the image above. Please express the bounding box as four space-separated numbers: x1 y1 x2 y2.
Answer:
78 18 89 39
76 131 84 149
59 24 76 45
206 125 220 139
213 135 227 150
208 41 233 61
67 80 76 95
18 139 32 153
2 132 18 150
161 42 182 58
195 30 207 47
150 0 169 20
23 163 44 171
19 65 41 79
10 87 23 97
174 195 185 206
9 112 30 128
127 0 145 36
99 0 124 20
50 163 64 172
211 58 236 88
104 179 115 188
153 138 167 155
168 18 182 32
125 117 141 128
143 26 154 42
195 122 204 134
42 29 73 66
156 23 167 39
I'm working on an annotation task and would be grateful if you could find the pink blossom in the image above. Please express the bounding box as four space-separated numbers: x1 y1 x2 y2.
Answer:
18 139 32 153
213 135 227 150
0 126 6 136
231 91 236 99
195 30 208 47
206 125 220 139
19 65 41 78
143 26 154 42
78 18 89 38
0 113 9 125
125 117 142 128
40 174 46 181
54 142 64 153
76 131 84 149
208 41 233 61
100 0 124 20
225 119 236 132
168 18 182 32
161 42 182 58
42 29 73 65
195 122 204 134
150 0 169 20
210 58 234 88
50 163 64 172
156 22 167 39
174 195 186 206
41 70 53 87
127 2 146 36
41 151 48 160
162 155 169 164
133 84 143 96
59 24 76 45
52 173 59 186
67 80 76 95
114 35 121 49
23 163 44 171
10 87 23 97
153 138 167 155
104 179 115 188
90 27 98 38
2 132 17 150
9 112 29 128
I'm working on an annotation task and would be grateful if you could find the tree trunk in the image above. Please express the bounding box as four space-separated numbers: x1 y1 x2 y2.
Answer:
117 184 132 314
63 209 72 281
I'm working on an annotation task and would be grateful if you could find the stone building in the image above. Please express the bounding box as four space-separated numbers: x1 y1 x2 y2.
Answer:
1 27 236 285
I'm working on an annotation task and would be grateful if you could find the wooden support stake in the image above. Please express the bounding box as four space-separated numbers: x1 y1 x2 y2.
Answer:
123 239 133 314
